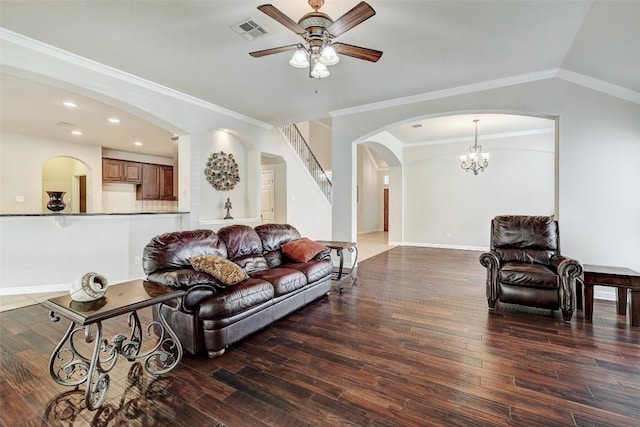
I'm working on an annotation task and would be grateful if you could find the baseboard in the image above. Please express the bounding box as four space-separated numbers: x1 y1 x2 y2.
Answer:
594 287 615 302
0 277 146 297
402 241 488 252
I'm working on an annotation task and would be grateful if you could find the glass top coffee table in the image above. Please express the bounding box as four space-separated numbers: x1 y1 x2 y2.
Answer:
41 279 185 410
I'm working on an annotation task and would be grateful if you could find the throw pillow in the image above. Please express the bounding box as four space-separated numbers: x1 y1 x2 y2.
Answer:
189 255 248 286
281 238 327 263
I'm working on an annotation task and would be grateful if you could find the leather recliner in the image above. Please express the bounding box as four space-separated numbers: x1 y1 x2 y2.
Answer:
479 215 583 322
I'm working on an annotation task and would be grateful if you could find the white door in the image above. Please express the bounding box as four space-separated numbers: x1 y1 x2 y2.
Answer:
261 170 275 224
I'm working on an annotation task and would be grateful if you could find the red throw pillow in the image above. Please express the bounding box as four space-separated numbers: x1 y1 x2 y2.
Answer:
281 238 327 263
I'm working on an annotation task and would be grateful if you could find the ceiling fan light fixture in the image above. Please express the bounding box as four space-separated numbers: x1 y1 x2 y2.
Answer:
289 48 310 68
319 44 340 66
311 61 330 78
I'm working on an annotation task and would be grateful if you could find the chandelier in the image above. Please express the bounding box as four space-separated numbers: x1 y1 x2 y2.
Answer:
460 119 490 175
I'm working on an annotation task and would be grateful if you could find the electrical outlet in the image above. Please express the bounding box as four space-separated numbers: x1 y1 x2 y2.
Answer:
134 256 141 265
446 232 452 238
15 196 24 203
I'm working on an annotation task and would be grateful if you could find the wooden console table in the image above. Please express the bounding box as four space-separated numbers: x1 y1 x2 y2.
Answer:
317 240 358 292
42 280 185 410
577 264 640 326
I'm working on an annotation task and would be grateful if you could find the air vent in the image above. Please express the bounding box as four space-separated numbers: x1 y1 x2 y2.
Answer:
57 121 77 128
230 18 269 41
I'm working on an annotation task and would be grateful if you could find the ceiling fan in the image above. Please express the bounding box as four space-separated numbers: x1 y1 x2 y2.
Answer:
249 0 383 78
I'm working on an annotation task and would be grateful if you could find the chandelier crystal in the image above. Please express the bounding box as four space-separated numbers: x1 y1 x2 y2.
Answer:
460 119 490 175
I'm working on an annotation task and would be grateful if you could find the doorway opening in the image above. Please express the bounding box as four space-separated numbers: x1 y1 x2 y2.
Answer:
42 157 90 213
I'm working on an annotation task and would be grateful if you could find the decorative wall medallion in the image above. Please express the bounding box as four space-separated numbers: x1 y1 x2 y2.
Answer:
205 151 240 191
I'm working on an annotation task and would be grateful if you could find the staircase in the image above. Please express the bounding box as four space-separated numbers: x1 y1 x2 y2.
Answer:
280 124 332 203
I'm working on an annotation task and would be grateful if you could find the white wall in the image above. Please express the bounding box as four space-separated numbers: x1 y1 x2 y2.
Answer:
357 145 384 234
309 120 332 172
331 78 640 271
198 129 250 220
0 214 184 294
258 129 332 240
403 132 554 249
1 132 103 214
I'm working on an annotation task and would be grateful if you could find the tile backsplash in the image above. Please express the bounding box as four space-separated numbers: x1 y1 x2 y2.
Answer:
135 200 178 212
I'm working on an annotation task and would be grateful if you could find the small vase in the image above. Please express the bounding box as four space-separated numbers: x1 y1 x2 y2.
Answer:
70 273 108 302
46 191 66 212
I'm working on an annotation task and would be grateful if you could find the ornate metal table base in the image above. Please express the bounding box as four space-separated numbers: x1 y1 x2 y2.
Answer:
48 309 182 410
42 280 185 411
317 241 358 292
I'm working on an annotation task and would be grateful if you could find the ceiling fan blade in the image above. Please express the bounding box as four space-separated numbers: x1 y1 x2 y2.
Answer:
333 42 382 62
249 44 299 58
326 1 376 37
257 4 306 35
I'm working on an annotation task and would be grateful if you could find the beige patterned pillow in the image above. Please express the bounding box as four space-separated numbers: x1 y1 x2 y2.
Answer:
189 255 248 286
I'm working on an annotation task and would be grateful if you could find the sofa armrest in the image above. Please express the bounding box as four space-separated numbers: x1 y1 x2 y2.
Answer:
550 255 583 318
148 269 222 314
182 284 219 313
313 248 332 261
479 251 501 306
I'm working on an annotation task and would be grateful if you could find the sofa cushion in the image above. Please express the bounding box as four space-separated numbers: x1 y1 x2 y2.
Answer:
218 225 269 273
198 278 274 320
500 263 559 289
147 269 218 289
282 238 328 263
285 259 334 283
255 224 302 267
250 267 307 297
143 229 227 275
492 215 558 264
189 255 248 286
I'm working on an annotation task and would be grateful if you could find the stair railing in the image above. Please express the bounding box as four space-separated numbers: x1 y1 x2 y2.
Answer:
279 124 332 203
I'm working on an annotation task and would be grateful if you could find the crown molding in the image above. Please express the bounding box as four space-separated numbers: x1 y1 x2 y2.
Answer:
330 68 640 118
556 69 640 105
406 128 555 148
330 69 561 117
0 28 273 130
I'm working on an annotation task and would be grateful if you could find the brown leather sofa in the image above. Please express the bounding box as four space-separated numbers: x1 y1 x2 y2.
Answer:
479 215 583 322
142 223 333 358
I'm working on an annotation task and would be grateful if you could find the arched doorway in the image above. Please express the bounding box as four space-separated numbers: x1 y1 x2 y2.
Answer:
42 157 90 213
356 113 556 249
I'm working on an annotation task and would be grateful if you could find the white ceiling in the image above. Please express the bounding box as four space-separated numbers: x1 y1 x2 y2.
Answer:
1 1 638 156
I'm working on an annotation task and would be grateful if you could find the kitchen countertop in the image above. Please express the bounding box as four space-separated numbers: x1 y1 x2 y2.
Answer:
0 212 188 217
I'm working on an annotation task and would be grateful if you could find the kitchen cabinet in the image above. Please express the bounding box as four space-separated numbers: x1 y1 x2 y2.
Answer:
159 165 175 200
102 159 142 184
136 164 175 200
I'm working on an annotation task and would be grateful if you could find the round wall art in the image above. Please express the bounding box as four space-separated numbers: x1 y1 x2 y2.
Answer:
205 151 240 191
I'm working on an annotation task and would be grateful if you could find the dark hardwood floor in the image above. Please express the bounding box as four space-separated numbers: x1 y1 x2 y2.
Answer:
1 247 639 426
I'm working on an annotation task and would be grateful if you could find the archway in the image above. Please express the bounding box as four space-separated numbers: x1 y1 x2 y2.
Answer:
42 156 90 213
353 112 556 249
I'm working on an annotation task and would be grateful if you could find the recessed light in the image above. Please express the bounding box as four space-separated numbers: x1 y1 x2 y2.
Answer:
71 130 82 136
108 117 120 124
133 141 143 146
63 101 78 108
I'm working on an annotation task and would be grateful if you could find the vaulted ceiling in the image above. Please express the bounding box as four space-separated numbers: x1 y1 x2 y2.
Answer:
1 1 638 156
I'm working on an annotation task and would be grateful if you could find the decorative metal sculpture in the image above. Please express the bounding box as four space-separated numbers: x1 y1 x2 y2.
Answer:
224 197 233 220
204 151 240 191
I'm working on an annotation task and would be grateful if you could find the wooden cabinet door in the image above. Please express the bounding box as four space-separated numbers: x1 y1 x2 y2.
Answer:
123 162 142 184
159 165 175 200
140 164 160 199
102 159 123 182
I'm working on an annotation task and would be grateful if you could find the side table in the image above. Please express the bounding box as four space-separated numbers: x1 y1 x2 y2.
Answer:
41 279 185 410
576 264 640 326
317 240 358 292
